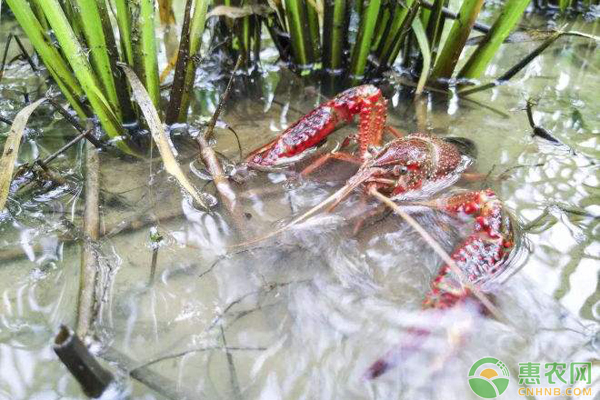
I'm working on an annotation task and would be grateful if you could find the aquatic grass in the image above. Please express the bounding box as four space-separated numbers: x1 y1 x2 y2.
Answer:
132 0 161 109
114 0 135 67
430 0 485 81
264 0 550 93
38 0 135 154
322 0 350 74
348 0 382 83
72 0 122 119
284 0 316 69
412 19 431 95
424 0 446 64
459 30 600 96
458 0 532 79
6 0 87 118
166 0 195 125
7 0 210 157
177 0 210 122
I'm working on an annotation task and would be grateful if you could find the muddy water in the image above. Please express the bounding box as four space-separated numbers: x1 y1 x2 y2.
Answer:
0 12 598 400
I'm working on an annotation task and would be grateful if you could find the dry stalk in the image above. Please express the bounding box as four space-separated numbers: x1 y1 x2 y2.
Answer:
101 346 198 400
53 325 114 398
196 56 249 238
76 134 101 338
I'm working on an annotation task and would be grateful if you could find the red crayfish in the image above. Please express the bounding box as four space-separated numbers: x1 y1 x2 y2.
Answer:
243 85 519 379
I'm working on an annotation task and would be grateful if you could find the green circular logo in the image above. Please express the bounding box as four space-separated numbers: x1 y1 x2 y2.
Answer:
468 357 510 398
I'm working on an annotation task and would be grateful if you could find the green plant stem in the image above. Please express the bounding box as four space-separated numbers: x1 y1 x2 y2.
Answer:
95 0 135 122
323 0 350 72
424 0 446 63
458 0 531 79
285 0 314 68
372 7 391 52
420 0 490 34
40 0 134 154
412 18 431 95
375 0 415 68
430 0 484 80
177 0 209 122
114 0 135 66
132 0 160 108
459 31 563 96
165 0 194 125
6 0 88 118
73 0 122 120
306 0 320 60
349 0 382 83
385 1 420 68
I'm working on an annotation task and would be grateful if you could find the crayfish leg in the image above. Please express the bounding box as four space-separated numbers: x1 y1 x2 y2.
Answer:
423 189 515 309
299 151 361 176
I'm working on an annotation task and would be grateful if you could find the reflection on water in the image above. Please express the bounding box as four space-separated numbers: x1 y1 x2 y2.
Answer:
0 12 598 400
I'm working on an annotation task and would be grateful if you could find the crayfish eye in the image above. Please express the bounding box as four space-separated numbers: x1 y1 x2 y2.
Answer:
393 165 408 175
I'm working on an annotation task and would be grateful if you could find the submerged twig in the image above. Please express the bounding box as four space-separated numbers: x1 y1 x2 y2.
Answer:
47 97 103 148
0 116 13 125
40 127 95 166
0 34 13 82
196 56 249 238
13 34 38 73
76 134 101 339
101 346 197 400
369 188 507 324
53 325 114 398
220 325 243 400
132 345 266 371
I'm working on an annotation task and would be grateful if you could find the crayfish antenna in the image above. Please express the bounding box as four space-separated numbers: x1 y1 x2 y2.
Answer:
230 171 373 249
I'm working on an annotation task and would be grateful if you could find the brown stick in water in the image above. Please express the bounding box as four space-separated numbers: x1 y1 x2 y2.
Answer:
76 133 101 339
196 56 249 239
53 325 114 398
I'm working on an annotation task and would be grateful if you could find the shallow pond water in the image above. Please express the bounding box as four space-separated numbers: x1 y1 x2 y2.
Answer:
0 10 598 400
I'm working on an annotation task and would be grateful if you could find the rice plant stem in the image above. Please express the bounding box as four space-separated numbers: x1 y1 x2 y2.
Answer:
459 31 563 96
6 0 88 118
73 0 122 119
139 0 161 108
419 0 490 34
114 0 135 66
376 1 414 67
39 0 134 154
285 0 314 68
430 0 484 80
323 0 350 72
306 0 321 60
349 0 382 82
165 0 194 125
458 0 531 79
177 0 210 122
